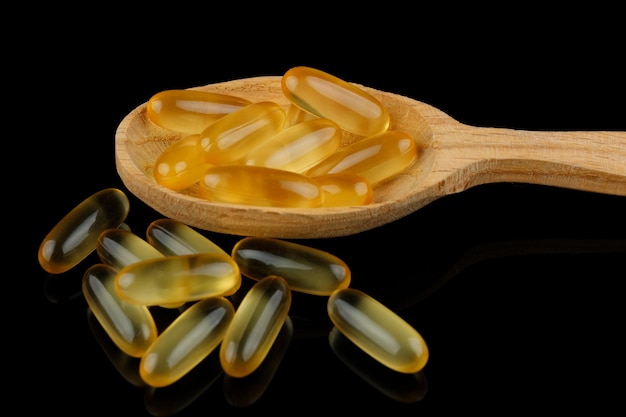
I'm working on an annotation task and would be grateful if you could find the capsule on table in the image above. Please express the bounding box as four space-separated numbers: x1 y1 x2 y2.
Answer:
96 228 164 270
199 165 323 208
38 188 130 274
83 263 157 358
140 297 235 387
327 288 429 374
281 66 390 137
146 89 252 134
313 173 374 207
220 276 291 378
114 253 241 306
232 237 351 295
146 218 227 256
153 134 211 191
198 101 286 165
306 130 417 185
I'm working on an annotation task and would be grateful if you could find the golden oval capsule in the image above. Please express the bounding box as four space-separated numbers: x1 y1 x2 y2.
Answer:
82 263 157 358
199 101 286 164
243 118 342 173
146 218 227 256
140 297 235 387
38 188 130 274
220 275 291 378
114 253 241 306
313 173 374 207
327 288 429 374
153 134 211 191
306 130 417 185
199 165 323 208
281 66 390 137
96 228 164 270
232 237 351 295
146 89 252 134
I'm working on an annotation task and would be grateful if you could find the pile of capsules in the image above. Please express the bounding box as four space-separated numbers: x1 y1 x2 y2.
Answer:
148 66 418 207
38 188 429 393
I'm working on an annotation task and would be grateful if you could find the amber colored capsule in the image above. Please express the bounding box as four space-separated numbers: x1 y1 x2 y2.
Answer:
146 89 252 134
198 101 286 164
313 173 374 207
281 66 390 137
140 297 235 387
306 130 417 185
114 253 241 306
146 218 227 256
153 134 211 191
232 237 351 295
327 288 429 374
199 165 323 208
83 263 157 358
38 188 130 274
220 276 291 378
96 228 164 270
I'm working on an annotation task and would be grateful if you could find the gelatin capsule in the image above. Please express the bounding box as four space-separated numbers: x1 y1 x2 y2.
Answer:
96 228 164 270
199 165 323 208
243 118 342 173
82 263 157 358
147 89 252 134
146 218 227 256
306 130 417 185
220 275 291 378
114 253 241 306
140 297 235 387
327 288 429 374
153 134 211 191
38 188 130 274
281 66 390 137
199 101 286 164
232 237 351 295
313 173 373 207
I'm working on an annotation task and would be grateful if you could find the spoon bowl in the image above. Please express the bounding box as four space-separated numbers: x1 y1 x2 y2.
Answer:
115 76 626 238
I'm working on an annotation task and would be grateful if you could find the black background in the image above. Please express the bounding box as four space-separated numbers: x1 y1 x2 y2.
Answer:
22 8 625 416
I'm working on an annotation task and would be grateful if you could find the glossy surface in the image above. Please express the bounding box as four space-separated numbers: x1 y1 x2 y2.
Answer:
146 218 227 256
199 165 323 208
38 188 130 274
313 173 373 206
96 228 164 270
140 297 235 387
153 134 211 191
82 263 157 358
220 276 291 378
146 89 251 134
281 66 390 137
232 237 351 295
327 288 429 374
114 253 241 306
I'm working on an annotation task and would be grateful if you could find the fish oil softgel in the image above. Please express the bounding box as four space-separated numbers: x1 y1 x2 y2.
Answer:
96 228 164 270
313 173 374 207
146 218 227 256
153 134 211 191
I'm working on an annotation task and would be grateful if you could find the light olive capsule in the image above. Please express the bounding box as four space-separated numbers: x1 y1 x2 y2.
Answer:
232 237 351 295
146 218 227 256
38 188 130 274
327 288 429 374
96 228 164 270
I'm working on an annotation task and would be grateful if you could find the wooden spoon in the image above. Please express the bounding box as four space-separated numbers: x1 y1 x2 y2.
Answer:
115 76 626 238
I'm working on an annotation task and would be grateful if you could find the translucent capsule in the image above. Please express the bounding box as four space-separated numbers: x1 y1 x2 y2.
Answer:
220 275 291 378
96 228 164 270
198 101 286 164
306 130 417 185
146 218 227 256
38 188 130 274
327 288 429 374
114 253 241 306
146 89 252 134
281 66 390 137
313 173 374 207
140 297 235 387
199 165 323 208
82 263 157 358
232 237 351 295
153 134 211 191
242 118 342 173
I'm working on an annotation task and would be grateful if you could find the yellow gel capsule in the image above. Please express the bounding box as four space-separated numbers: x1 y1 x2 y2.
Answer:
232 237 351 295
38 188 130 274
146 89 252 134
82 263 157 358
140 297 235 387
220 275 291 378
313 173 374 207
96 228 164 270
199 101 286 164
243 118 342 173
146 218 227 256
327 288 429 374
199 165 323 208
153 134 211 191
114 253 241 306
306 130 417 185
281 66 390 137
